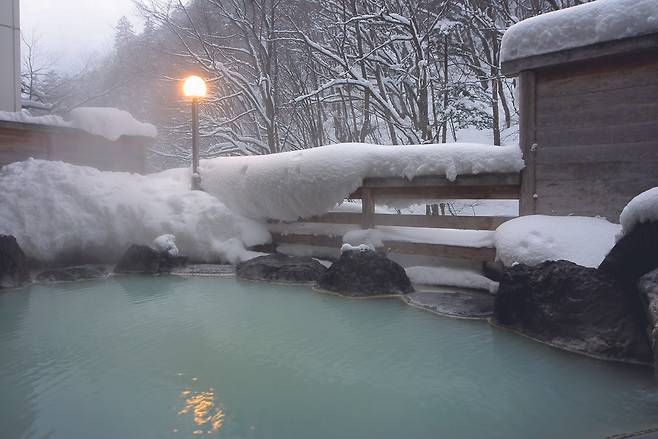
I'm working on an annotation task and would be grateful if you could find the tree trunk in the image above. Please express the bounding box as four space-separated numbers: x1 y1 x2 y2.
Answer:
441 35 449 144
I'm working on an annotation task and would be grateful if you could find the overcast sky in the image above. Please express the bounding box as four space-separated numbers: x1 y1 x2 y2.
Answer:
21 0 144 72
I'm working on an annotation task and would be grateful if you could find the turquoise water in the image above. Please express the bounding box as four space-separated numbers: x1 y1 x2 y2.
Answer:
1 276 657 439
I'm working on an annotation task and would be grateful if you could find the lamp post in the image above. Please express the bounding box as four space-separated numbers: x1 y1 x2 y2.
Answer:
183 75 207 190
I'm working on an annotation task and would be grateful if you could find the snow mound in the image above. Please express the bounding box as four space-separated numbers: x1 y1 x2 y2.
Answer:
0 160 270 264
619 187 658 236
201 142 523 221
494 215 620 268
405 266 498 293
501 0 658 62
67 107 157 141
153 234 179 256
0 109 68 127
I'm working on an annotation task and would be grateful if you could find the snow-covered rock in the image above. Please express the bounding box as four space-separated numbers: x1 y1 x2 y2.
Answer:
494 215 620 268
501 0 658 62
153 234 179 256
340 243 374 253
200 142 523 221
0 159 270 264
619 187 658 236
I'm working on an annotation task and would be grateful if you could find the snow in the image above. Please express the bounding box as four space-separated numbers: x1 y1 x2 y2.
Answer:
405 266 499 294
153 234 179 256
619 187 658 236
268 222 494 248
201 142 523 221
342 226 494 248
67 107 157 141
494 215 620 268
0 159 270 264
0 107 157 141
501 0 658 62
340 243 375 253
0 110 68 127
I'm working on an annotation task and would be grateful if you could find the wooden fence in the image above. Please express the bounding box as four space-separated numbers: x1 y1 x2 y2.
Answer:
270 172 521 263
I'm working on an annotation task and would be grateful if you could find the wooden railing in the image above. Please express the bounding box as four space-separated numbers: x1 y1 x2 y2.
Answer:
269 172 521 263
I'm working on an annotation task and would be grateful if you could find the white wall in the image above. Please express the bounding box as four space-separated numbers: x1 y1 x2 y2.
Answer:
0 0 20 112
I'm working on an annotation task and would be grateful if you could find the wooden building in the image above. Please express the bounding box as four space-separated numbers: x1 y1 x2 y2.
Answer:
0 120 149 174
502 27 658 222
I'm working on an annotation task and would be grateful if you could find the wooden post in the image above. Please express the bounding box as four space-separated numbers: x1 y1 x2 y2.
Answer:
518 71 537 215
361 188 375 229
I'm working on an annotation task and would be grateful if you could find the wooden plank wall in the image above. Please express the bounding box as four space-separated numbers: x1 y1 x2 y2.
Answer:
527 50 658 221
0 121 148 173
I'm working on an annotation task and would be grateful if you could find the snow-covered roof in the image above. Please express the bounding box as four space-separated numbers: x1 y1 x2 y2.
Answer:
501 0 658 64
0 107 157 141
67 107 157 141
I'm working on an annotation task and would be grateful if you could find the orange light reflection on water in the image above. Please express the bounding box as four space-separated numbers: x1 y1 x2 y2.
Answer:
176 383 225 435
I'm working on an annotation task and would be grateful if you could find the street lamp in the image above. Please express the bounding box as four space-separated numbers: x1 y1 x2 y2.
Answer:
183 75 207 190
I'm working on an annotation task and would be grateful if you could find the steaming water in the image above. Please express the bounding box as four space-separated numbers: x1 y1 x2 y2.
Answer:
1 276 657 439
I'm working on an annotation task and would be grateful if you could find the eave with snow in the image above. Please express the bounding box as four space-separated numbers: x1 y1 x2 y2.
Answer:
0 109 157 174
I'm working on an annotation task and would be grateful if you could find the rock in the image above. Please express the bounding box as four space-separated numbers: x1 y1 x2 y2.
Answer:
172 264 236 277
638 269 658 374
158 254 188 273
36 266 107 282
115 245 161 274
405 291 494 319
237 254 326 283
599 221 658 283
483 261 505 282
494 260 652 365
0 235 30 288
114 245 188 275
318 249 413 297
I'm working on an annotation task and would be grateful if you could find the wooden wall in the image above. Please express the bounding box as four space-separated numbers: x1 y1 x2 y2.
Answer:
0 120 148 174
519 49 658 222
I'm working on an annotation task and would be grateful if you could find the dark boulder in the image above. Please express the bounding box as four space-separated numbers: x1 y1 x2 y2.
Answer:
318 249 413 297
114 245 187 275
115 245 161 274
237 254 326 283
36 266 107 282
494 260 652 365
405 291 494 319
158 254 188 273
599 221 658 283
0 235 30 288
638 269 658 374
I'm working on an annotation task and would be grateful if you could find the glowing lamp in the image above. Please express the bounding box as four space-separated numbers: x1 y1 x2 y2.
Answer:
183 75 207 98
